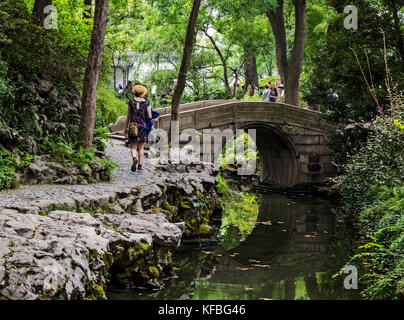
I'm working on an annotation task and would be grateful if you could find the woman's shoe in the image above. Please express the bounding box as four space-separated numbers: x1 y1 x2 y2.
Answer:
137 164 143 171
131 158 138 172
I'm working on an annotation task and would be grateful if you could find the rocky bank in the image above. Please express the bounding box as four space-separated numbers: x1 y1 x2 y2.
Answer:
0 142 221 300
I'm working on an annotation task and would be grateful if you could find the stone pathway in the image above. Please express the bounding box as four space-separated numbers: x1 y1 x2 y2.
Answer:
0 141 166 211
0 141 220 300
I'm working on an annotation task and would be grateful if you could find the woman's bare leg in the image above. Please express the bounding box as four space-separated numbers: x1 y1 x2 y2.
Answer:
130 142 138 159
138 142 145 165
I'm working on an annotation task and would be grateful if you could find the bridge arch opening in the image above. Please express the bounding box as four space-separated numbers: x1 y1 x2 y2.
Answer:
238 123 300 187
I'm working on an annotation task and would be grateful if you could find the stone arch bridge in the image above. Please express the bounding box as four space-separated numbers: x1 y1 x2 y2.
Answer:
109 100 336 189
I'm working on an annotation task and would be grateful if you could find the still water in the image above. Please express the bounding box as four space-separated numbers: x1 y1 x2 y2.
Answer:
108 193 359 300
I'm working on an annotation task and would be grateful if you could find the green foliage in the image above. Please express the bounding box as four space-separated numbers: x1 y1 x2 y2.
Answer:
335 97 404 299
241 88 264 102
93 126 113 152
217 174 259 250
0 149 33 190
38 137 116 184
303 0 404 122
333 108 404 214
0 55 15 110
96 83 128 125
258 76 281 87
348 187 404 299
219 132 260 173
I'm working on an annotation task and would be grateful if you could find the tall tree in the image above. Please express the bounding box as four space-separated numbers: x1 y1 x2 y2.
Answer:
266 0 307 106
32 0 52 26
171 0 202 123
243 45 259 96
78 0 109 149
203 28 233 98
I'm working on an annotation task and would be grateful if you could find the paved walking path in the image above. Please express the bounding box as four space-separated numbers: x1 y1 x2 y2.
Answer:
0 141 164 211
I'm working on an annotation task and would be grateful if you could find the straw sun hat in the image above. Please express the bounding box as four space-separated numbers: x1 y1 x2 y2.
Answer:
132 84 148 97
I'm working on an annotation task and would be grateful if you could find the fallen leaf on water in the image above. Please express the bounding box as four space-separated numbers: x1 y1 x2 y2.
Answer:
252 264 270 268
245 288 253 291
237 267 250 271
249 259 261 264
229 253 239 257
137 287 147 290
173 267 181 271
201 251 213 254
216 254 223 257
282 229 288 232
259 298 273 301
277 221 285 224
259 221 272 226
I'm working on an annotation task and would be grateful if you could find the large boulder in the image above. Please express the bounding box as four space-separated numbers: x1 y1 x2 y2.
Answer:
108 116 127 133
25 159 56 184
0 209 182 300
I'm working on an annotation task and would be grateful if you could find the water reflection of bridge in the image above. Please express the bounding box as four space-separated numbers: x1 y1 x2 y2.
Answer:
206 194 338 298
122 194 354 300
108 193 352 300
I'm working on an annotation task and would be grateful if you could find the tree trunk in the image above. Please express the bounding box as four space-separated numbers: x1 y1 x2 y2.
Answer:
266 0 288 82
266 0 306 106
113 66 117 90
83 0 93 19
243 45 258 96
204 30 233 98
32 0 52 26
78 0 109 149
285 0 306 106
171 0 202 123
233 69 240 98
389 0 404 68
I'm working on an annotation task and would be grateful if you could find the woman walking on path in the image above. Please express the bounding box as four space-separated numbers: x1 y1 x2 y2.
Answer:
124 84 152 173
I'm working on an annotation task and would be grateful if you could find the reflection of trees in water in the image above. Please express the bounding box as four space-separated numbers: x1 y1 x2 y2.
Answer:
204 194 358 300
108 194 359 300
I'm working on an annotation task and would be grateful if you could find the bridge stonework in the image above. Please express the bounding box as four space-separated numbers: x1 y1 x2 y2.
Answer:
156 101 336 188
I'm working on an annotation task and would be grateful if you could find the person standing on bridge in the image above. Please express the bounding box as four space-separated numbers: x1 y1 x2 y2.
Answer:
263 85 271 102
124 84 152 173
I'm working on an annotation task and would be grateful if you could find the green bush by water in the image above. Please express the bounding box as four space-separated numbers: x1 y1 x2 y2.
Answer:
334 96 404 299
345 185 404 299
217 174 259 250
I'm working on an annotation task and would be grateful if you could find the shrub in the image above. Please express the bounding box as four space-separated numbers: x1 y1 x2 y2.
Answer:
333 114 404 214
0 150 33 190
348 186 404 299
217 174 259 250
334 95 404 299
93 126 113 152
96 83 128 126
